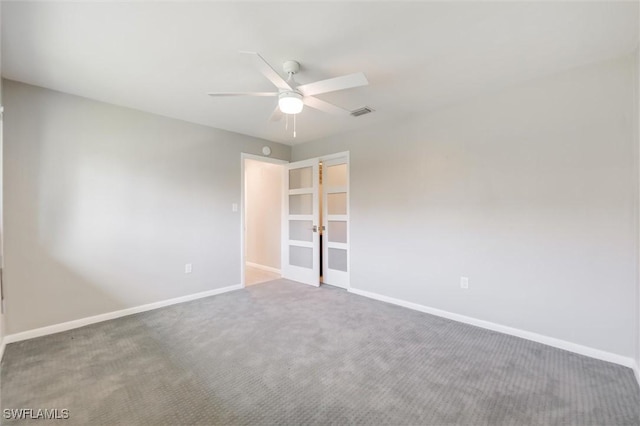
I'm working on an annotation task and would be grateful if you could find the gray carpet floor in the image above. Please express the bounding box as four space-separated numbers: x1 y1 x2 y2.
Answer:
1 279 639 425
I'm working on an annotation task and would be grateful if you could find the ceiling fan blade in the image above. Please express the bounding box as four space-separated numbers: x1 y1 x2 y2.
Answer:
240 51 292 91
269 106 283 122
207 92 277 97
303 96 351 116
297 72 368 97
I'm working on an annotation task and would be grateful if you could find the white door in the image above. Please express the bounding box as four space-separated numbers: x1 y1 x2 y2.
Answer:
322 157 349 289
282 159 320 286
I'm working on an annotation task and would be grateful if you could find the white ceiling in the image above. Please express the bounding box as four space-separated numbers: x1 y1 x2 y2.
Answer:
2 1 638 145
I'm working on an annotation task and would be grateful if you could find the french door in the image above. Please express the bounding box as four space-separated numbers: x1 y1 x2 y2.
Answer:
281 155 350 289
281 159 320 286
321 158 349 289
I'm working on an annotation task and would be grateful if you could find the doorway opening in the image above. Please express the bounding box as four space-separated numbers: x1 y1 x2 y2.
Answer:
242 154 286 287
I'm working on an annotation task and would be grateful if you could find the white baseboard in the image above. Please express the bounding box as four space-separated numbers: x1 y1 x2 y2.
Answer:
634 361 640 389
0 337 5 363
348 287 635 369
3 284 243 345
246 262 281 275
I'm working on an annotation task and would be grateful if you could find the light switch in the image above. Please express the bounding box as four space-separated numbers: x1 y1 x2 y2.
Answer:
232 203 238 212
460 277 469 289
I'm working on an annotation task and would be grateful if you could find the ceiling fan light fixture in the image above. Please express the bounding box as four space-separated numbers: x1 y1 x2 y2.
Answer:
278 92 303 114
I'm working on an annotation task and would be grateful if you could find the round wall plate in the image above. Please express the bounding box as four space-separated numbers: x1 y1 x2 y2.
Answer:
262 146 272 156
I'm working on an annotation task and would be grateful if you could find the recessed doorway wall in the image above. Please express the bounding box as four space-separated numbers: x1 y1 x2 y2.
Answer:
242 154 286 286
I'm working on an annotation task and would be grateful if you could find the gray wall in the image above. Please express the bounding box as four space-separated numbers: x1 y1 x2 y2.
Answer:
635 50 640 373
293 54 638 358
0 1 4 345
3 79 290 334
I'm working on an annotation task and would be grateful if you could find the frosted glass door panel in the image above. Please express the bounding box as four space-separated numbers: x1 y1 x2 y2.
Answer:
289 220 313 242
327 193 347 215
289 194 313 215
326 164 347 187
289 167 313 189
322 157 349 289
328 221 347 243
290 246 313 269
283 158 320 287
328 248 348 272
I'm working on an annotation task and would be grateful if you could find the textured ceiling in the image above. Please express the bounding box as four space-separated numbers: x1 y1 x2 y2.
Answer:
2 1 638 145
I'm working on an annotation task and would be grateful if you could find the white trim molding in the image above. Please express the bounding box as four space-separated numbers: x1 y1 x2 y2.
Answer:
348 287 636 369
3 284 243 345
0 337 5 363
634 361 640 389
245 262 281 275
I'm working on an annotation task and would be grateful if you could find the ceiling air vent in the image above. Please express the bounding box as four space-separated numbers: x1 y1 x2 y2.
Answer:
350 106 374 117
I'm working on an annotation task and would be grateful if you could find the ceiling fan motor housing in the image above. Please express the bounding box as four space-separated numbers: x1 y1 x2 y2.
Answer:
283 60 300 75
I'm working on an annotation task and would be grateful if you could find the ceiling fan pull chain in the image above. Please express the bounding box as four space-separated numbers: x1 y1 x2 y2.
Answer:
294 114 297 138
286 113 289 130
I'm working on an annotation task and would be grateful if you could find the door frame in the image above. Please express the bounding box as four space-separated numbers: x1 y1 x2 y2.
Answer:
239 150 350 289
240 153 288 288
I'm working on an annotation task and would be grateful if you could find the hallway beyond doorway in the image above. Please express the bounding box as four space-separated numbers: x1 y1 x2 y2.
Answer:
245 264 280 286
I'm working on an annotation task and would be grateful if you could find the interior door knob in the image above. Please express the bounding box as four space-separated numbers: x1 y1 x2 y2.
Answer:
312 225 318 232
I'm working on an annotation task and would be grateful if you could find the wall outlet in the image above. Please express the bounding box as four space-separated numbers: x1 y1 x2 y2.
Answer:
460 276 469 289
185 263 192 274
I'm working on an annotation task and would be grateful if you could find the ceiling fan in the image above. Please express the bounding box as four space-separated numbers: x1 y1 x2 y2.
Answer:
207 51 369 129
